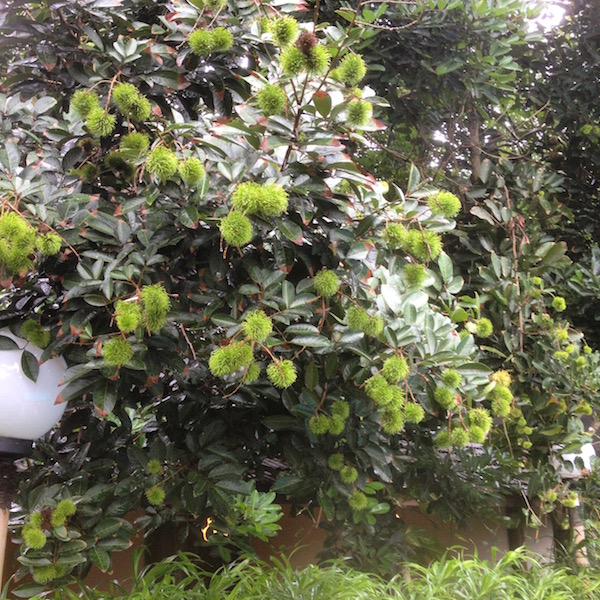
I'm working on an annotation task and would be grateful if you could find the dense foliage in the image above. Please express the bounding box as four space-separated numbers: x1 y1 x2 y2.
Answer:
0 0 599 593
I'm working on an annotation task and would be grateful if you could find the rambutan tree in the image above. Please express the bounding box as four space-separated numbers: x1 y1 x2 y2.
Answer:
1 0 594 591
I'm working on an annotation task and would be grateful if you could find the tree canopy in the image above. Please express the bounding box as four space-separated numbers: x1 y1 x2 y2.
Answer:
0 0 599 592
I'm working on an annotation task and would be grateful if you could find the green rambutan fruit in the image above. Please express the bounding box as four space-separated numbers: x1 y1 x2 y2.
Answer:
365 374 389 402
490 384 513 403
112 82 139 114
36 232 62 255
22 524 46 550
552 296 567 312
450 428 470 448
468 408 492 433
434 386 457 410
260 183 288 215
441 369 462 388
220 212 253 247
257 84 287 116
102 337 134 366
115 300 143 333
386 223 408 249
51 499 76 527
231 182 288 216
475 317 493 338
280 46 306 76
71 90 100 118
403 263 427 288
212 27 234 52
178 157 205 186
120 132 150 156
491 370 512 387
381 408 405 434
128 95 151 121
141 284 170 332
241 310 273 342
491 396 511 418
146 146 178 182
309 414 330 435
340 465 358 484
328 415 345 435
77 163 100 183
304 44 330 75
328 453 344 471
209 341 253 377
147 459 163 475
406 229 442 261
382 356 409 383
346 305 369 331
335 53 367 86
435 430 451 448
363 315 384 337
0 212 29 238
348 490 368 511
270 15 299 46
86 107 116 138
244 361 261 384
427 191 461 218
346 99 372 128
313 269 340 298
575 356 586 369
29 512 42 528
145 486 165 506
554 350 569 360
469 425 486 444
267 359 297 388
21 319 50 349
32 565 58 585
331 399 350 420
387 386 405 410
188 29 215 56
405 403 425 424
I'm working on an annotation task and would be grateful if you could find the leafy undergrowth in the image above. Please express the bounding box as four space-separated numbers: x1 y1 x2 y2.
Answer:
24 548 600 600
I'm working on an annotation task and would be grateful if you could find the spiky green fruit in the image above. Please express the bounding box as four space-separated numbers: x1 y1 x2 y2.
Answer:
382 356 409 383
348 490 368 511
22 524 46 550
244 361 261 383
147 459 163 475
381 408 405 434
475 317 493 338
112 82 149 120
346 99 372 128
188 29 214 56
491 384 513 403
403 263 427 288
209 341 253 377
267 359 297 388
491 370 512 387
309 414 330 435
178 157 205 186
468 408 492 433
115 300 143 333
386 223 408 249
231 182 288 216
331 400 350 420
554 350 569 360
36 232 62 255
270 15 299 46
220 212 253 247
427 192 461 218
552 296 567 312
340 465 358 484
257 84 287 116
328 453 344 471
51 499 77 527
212 27 234 52
491 397 511 418
304 45 330 75
434 386 457 410
77 163 99 183
365 374 390 403
120 132 150 156
335 53 367 86
328 415 345 435
405 403 425 424
145 486 165 506
469 425 486 444
141 284 170 332
441 369 462 388
241 310 273 342
32 565 58 584
450 428 470 448
103 337 134 366
280 46 306 76
346 305 369 330
104 151 135 180
86 107 116 138
435 430 452 448
70 90 100 118
146 146 178 182
406 229 442 261
313 269 340 298
363 315 384 337
21 319 50 349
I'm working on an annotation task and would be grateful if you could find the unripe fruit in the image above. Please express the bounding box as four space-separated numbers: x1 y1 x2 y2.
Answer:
270 15 299 46
71 90 100 118
380 408 404 434
404 403 425 424
475 317 493 338
244 361 261 383
147 459 163 475
309 414 330 435
220 212 253 247
340 465 358 484
313 269 340 298
22 524 46 550
346 99 372 128
209 341 253 377
86 107 116 138
257 84 287 116
406 229 442 261
346 305 369 330
103 337 134 366
435 430 451 448
331 399 350 420
468 408 492 433
450 428 470 448
115 300 143 333
348 490 368 511
490 370 511 387
552 296 567 312
120 132 150 155
231 182 288 216
32 565 58 584
178 157 205 186
382 356 409 383
441 369 462 388
280 46 306 76
212 27 234 52
386 223 408 249
188 29 214 56
403 263 427 288
267 359 297 388
104 151 135 180
146 146 178 182
434 386 457 411
328 453 344 471
241 310 273 342
145 486 165 506
328 415 345 435
36 232 62 255
335 53 367 86
304 45 330 75
469 425 486 444
141 284 170 332
427 191 461 218
112 82 151 121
